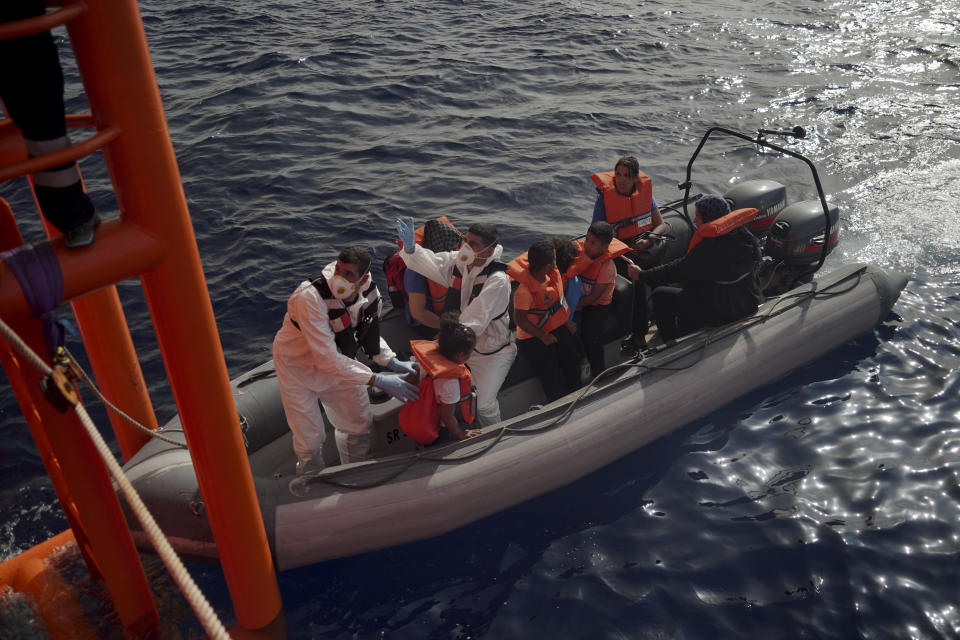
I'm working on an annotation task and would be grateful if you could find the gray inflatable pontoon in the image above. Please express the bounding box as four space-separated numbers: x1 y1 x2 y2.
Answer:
121 263 907 570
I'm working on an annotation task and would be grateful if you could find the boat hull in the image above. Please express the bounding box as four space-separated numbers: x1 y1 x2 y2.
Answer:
120 264 907 570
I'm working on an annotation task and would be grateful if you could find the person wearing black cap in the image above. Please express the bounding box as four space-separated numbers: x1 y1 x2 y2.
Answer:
628 194 762 341
0 0 101 248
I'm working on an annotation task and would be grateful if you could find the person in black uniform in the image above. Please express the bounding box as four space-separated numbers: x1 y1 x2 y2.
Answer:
0 0 100 247
629 194 762 341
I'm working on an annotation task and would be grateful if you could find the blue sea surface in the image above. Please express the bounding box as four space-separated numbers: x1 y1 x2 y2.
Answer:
1 0 959 638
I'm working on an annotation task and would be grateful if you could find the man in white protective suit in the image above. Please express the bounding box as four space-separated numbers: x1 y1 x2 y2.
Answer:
272 245 419 473
396 218 517 426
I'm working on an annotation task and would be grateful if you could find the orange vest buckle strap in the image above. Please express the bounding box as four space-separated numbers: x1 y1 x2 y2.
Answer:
527 297 568 329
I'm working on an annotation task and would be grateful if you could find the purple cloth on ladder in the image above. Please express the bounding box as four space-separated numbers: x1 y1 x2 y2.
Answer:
0 242 64 357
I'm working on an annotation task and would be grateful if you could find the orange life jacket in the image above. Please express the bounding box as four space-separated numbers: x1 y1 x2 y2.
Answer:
591 171 654 241
398 340 476 445
687 208 759 251
565 237 631 295
424 279 447 315
507 257 570 336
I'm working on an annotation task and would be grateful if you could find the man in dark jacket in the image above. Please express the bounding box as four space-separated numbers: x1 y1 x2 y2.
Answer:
629 194 762 341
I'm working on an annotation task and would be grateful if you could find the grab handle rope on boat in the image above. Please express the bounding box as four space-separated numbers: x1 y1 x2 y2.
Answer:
0 316 230 640
304 267 868 489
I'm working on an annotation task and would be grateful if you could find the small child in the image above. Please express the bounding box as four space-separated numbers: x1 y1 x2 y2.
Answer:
399 312 483 444
509 239 581 402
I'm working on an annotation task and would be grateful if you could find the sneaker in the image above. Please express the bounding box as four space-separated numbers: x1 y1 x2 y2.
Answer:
579 362 592 385
64 211 101 249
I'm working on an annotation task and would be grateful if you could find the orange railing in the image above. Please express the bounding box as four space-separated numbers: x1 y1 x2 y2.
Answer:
0 0 282 635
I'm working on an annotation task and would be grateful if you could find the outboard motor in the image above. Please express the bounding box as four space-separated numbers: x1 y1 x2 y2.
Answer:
761 199 840 294
723 179 787 240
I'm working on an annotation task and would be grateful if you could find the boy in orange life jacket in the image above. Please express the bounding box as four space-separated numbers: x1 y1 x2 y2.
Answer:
399 313 483 444
512 239 581 402
576 221 623 377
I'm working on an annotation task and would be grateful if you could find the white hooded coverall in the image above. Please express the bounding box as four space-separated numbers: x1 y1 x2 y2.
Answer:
272 262 396 469
401 243 516 425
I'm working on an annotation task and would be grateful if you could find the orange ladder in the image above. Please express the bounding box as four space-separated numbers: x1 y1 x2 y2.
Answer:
0 1 282 635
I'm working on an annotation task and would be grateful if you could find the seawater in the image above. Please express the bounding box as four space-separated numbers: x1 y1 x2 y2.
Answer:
1 1 959 638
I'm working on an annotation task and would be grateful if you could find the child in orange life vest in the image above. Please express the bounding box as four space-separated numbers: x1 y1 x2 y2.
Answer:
510 239 582 402
398 313 483 444
574 221 629 377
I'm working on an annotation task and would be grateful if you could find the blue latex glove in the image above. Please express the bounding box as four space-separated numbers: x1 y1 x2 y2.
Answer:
388 357 418 376
397 217 415 253
373 373 419 402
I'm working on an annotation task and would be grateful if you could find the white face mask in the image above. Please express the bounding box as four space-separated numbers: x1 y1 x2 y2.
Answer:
455 242 477 266
330 274 358 300
456 239 493 266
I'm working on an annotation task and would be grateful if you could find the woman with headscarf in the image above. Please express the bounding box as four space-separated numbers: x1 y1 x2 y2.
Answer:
630 194 762 341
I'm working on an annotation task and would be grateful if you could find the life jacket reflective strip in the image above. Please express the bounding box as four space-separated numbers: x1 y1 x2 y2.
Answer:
293 274 382 359
442 259 510 321
591 171 654 241
398 340 476 444
506 257 570 334
687 208 759 252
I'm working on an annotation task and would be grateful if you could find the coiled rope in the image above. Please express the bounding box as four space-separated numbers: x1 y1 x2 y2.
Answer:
0 316 229 640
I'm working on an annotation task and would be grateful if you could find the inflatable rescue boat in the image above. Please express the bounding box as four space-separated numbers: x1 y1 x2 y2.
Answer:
119 129 907 569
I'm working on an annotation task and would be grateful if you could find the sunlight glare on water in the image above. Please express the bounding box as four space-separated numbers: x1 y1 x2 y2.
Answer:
1 0 959 637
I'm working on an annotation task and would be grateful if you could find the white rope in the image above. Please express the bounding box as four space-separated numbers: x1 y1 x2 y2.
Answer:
73 402 231 640
0 315 49 374
0 317 230 639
